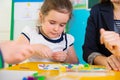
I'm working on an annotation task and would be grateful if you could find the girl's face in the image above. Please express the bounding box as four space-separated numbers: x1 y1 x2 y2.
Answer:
111 0 120 3
40 10 70 38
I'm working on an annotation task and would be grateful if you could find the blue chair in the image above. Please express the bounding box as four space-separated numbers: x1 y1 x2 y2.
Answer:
68 9 90 64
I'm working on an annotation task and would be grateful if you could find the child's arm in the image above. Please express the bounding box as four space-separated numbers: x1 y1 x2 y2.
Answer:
0 41 34 64
16 34 52 58
64 46 79 64
31 44 53 58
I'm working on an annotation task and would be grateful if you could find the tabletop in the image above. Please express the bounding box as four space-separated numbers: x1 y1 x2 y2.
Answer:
1 62 120 80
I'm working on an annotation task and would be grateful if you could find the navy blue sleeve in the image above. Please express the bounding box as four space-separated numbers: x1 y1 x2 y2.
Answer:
0 48 4 68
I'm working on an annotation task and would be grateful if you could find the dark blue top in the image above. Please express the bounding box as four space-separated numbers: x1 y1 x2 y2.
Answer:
83 2 114 63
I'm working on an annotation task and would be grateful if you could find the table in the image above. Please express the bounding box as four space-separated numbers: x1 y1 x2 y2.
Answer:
2 62 120 80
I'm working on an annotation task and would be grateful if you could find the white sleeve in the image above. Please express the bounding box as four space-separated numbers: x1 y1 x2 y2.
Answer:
66 34 74 46
21 26 33 41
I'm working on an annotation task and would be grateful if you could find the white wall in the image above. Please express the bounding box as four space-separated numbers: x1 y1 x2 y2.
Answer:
0 0 11 42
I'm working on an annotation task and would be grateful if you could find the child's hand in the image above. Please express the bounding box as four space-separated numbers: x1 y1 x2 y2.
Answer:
0 41 34 64
52 51 67 62
32 44 53 58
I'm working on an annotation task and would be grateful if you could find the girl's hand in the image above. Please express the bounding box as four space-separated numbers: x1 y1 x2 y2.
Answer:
1 41 34 64
52 51 67 62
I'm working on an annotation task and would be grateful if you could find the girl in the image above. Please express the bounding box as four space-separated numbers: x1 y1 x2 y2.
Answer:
16 0 79 64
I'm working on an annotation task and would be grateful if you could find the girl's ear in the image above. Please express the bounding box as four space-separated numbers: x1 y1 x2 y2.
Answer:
39 12 43 23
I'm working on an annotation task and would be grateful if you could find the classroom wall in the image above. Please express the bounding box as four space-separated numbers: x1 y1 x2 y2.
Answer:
0 0 11 42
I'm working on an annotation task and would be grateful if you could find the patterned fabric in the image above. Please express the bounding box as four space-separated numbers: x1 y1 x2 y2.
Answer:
114 20 120 34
